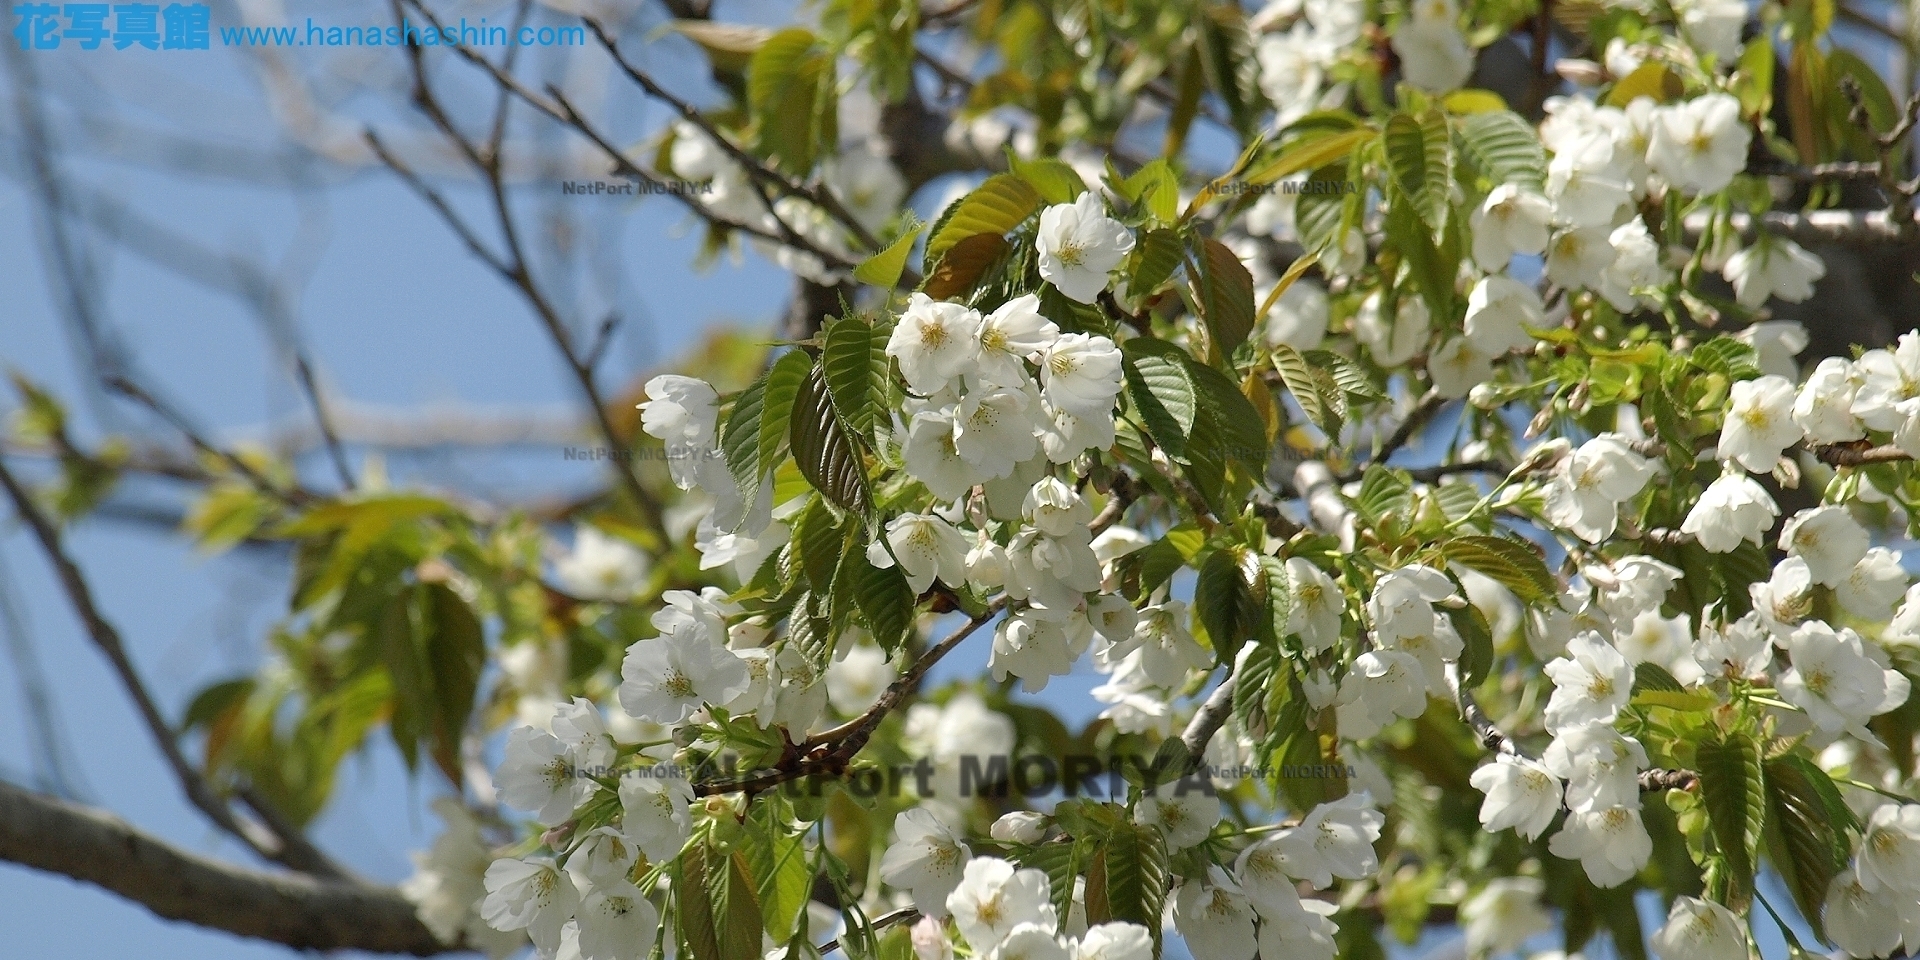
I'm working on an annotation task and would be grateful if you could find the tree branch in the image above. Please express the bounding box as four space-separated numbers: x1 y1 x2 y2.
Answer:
0 454 344 878
0 780 450 955
694 599 1006 796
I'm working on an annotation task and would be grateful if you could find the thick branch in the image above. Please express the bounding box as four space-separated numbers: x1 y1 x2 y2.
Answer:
1812 441 1913 466
0 455 342 877
0 780 450 955
1683 208 1920 247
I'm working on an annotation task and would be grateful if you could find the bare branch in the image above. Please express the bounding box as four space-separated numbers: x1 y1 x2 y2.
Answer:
0 454 343 878
1813 441 1914 466
0 780 450 955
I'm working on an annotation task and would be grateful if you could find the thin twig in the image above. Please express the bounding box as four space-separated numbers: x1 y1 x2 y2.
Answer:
0 454 346 878
1371 389 1446 467
694 600 1006 796
103 376 308 505
818 907 921 957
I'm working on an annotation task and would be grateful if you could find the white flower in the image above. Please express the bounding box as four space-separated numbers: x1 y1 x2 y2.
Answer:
1464 274 1547 356
1824 868 1908 959
1543 634 1634 733
1036 193 1135 303
1112 601 1209 687
1543 434 1658 542
1546 225 1617 290
1268 793 1386 889
1368 564 1457 647
1587 555 1682 622
881 808 973 917
667 120 726 180
1260 278 1331 350
1429 336 1495 399
1675 0 1745 61
991 811 1051 845
1233 835 1305 919
1469 754 1564 840
1779 621 1905 739
1462 877 1553 958
1548 806 1651 888
825 143 907 232
1286 558 1345 653
1256 27 1330 126
1681 472 1779 553
875 513 971 593
1025 477 1092 537
1390 18 1475 93
1794 356 1866 443
1544 724 1648 811
955 385 1041 480
1750 556 1815 638
618 771 694 862
1255 899 1340 960
498 725 595 825
1354 291 1431 367
1135 787 1223 850
1856 804 1920 894
1596 218 1670 312
555 528 650 601
618 631 752 726
1780 505 1870 588
1172 869 1258 960
639 375 722 489
1073 923 1153 960
1471 185 1553 271
401 799 523 954
901 406 979 503
1692 612 1773 681
976 294 1060 386
992 923 1071 960
1736 320 1811 380
1335 649 1430 739
890 294 983 396
1647 94 1750 195
946 858 1058 953
482 856 580 953
1546 136 1633 228
1092 652 1175 736
1038 333 1124 417
826 645 896 715
1724 235 1825 309
1650 896 1746 960
991 608 1085 693
1840 547 1909 622
1890 583 1920 645
575 880 659 960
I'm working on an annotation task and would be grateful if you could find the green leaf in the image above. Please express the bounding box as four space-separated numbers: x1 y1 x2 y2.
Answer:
789 364 871 514
1246 128 1374 185
1187 359 1270 465
1015 839 1085 923
1697 731 1766 910
793 498 846 595
1386 190 1454 322
677 840 766 960
1271 343 1336 438
847 547 915 655
853 225 923 288
419 582 483 785
823 316 888 435
1606 62 1685 107
1383 114 1432 227
760 350 813 477
1764 753 1852 938
1194 547 1252 665
1010 155 1087 205
1194 238 1256 354
1688 337 1762 380
1120 159 1180 223
1458 110 1547 191
723 379 769 494
1234 641 1282 734
1449 602 1495 687
1130 228 1185 295
923 233 1008 300
1441 535 1555 604
1123 340 1198 458
740 812 812 942
747 29 832 172
185 484 275 553
925 174 1042 263
1085 820 1170 951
